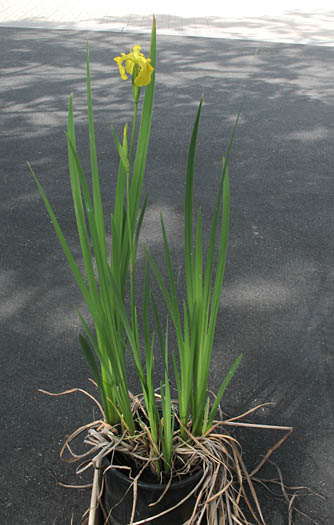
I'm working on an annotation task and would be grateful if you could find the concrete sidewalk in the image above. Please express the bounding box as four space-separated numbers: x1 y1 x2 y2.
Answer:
0 0 334 45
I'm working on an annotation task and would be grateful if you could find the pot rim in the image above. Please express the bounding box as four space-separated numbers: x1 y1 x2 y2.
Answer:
104 461 203 490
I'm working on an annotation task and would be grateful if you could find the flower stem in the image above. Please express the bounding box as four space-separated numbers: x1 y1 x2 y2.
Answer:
129 98 139 166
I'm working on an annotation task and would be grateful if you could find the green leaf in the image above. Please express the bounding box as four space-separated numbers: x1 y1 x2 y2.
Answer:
206 353 243 431
86 43 108 263
112 125 130 175
130 17 156 231
28 163 90 305
185 98 203 313
78 333 108 414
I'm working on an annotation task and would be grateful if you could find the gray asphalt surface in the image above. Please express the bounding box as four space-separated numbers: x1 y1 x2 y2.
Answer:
1 25 333 524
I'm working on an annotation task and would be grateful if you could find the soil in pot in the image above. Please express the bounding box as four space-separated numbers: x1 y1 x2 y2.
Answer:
100 454 206 524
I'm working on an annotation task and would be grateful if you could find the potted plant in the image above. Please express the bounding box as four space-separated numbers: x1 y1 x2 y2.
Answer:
30 18 300 525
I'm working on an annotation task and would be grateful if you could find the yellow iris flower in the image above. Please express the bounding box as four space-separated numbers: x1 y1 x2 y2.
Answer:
114 44 154 87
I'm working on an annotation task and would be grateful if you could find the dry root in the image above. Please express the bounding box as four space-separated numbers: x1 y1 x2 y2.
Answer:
40 387 324 524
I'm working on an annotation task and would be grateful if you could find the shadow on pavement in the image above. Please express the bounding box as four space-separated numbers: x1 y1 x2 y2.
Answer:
0 27 333 523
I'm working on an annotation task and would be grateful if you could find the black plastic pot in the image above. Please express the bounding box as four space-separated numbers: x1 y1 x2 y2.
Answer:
100 456 204 524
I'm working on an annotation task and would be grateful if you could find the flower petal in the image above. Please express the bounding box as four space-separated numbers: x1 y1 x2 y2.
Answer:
132 44 141 54
125 58 135 76
134 61 154 87
114 45 154 86
114 55 128 80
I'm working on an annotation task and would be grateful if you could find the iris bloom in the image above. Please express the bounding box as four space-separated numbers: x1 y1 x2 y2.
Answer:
114 44 154 87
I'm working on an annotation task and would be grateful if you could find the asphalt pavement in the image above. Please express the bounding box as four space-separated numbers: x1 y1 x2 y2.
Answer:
0 4 333 524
